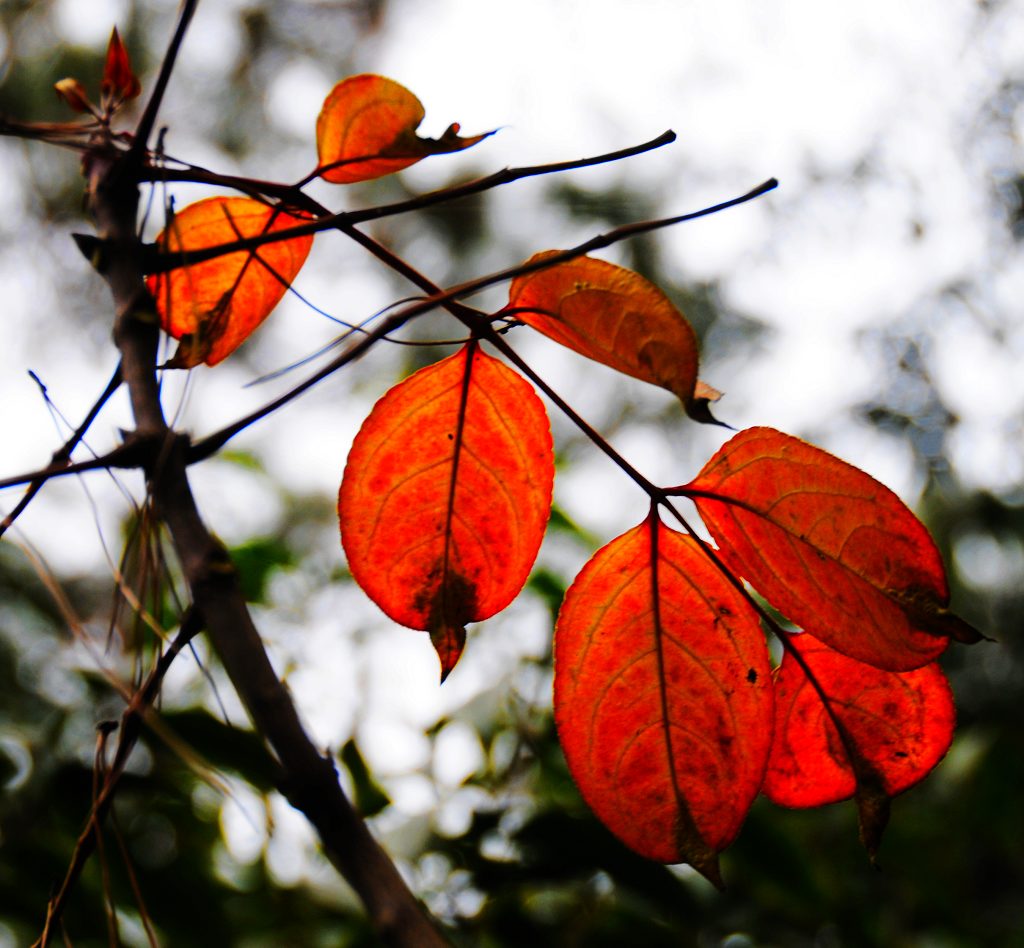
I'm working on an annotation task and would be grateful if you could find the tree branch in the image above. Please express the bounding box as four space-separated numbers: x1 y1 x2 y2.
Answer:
128 0 200 161
0 438 151 493
82 79 451 948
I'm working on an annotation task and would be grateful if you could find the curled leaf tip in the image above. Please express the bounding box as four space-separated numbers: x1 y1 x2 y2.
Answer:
431 122 496 152
431 620 465 684
900 594 984 645
696 855 725 892
426 570 476 681
856 782 891 863
687 381 731 427
676 823 725 890
166 333 211 369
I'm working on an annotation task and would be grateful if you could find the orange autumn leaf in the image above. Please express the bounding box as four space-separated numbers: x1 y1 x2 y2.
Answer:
554 518 773 885
148 197 314 367
505 253 719 423
764 633 955 806
338 343 553 680
316 74 493 185
683 427 979 672
763 633 955 855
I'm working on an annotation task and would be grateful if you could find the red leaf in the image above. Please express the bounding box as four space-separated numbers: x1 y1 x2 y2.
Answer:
763 633 955 856
764 634 955 805
147 197 314 367
506 253 720 423
683 427 978 671
554 518 773 885
339 344 554 680
101 27 141 103
316 75 493 185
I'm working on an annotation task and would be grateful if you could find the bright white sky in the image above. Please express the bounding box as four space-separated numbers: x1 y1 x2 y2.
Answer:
4 0 1023 894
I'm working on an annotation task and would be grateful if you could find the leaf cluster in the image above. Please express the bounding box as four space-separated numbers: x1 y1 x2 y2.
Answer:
133 59 979 883
0 10 995 946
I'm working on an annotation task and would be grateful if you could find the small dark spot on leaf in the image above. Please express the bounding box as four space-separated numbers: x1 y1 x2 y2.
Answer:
894 751 908 758
447 432 454 440
746 668 757 683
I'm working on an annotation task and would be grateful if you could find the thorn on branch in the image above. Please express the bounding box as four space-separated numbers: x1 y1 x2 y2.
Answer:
72 233 107 271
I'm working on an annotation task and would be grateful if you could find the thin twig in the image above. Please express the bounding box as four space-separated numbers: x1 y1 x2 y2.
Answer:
109 810 160 948
0 115 99 150
0 438 147 494
0 362 122 536
138 131 678 272
36 615 201 948
187 179 777 460
91 726 121 948
129 0 200 162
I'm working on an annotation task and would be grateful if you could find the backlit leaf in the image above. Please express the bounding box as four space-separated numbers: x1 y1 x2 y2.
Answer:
316 74 492 184
683 427 979 671
148 197 314 367
506 253 718 422
339 343 553 680
763 633 955 855
554 518 773 885
101 27 141 103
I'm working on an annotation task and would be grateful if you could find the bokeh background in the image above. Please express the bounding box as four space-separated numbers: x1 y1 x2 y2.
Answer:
0 0 1021 944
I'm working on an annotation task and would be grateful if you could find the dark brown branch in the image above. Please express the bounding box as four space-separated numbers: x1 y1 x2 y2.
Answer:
138 130 678 272
0 438 151 493
433 177 778 300
0 115 98 150
128 0 199 161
